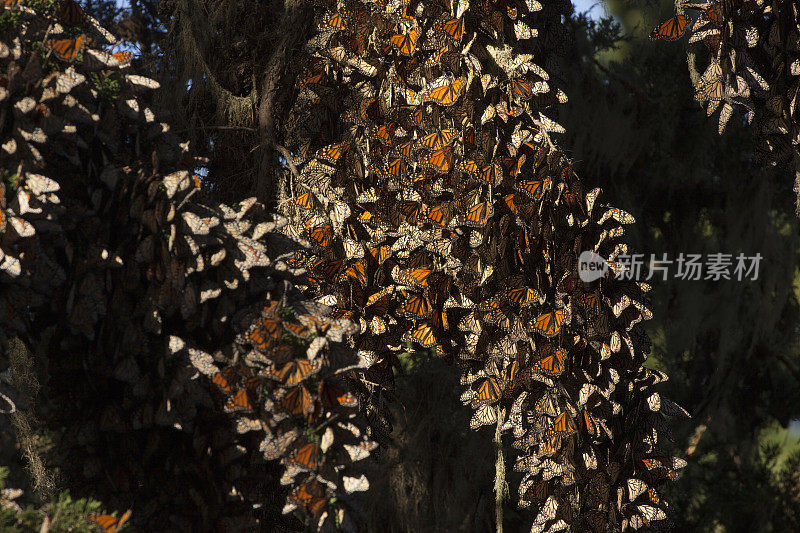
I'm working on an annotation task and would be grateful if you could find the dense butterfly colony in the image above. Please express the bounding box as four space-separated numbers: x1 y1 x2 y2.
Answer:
0 1 375 530
653 0 800 165
284 0 688 530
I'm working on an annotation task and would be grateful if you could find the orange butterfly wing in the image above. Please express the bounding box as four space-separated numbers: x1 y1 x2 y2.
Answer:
87 509 132 533
45 34 85 61
389 28 419 56
465 201 494 227
424 78 465 106
424 146 454 172
650 15 689 40
427 202 453 226
531 309 565 337
442 18 464 40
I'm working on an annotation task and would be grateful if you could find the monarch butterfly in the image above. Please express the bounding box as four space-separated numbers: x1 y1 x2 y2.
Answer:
423 146 454 173
400 292 431 318
45 35 86 61
423 202 451 227
520 479 550 505
344 474 370 494
422 77 465 106
322 11 345 30
544 412 577 439
470 403 497 429
284 321 311 341
389 27 419 56
390 4 415 22
384 157 408 181
532 437 561 461
582 409 601 437
465 201 494 227
343 440 379 461
395 140 415 160
458 159 480 176
313 259 344 281
650 14 690 40
534 344 566 377
245 318 283 351
398 200 422 224
224 389 253 413
598 207 635 225
368 244 391 265
579 291 601 313
531 309 565 337
518 178 549 200
271 359 321 385
499 359 519 390
365 286 394 308
288 442 319 470
503 193 519 215
319 380 358 408
695 59 725 101
398 267 431 287
293 191 315 210
86 510 132 533
627 478 649 501
287 479 327 517
401 322 438 347
307 224 333 247
641 457 685 481
57 0 85 25
261 429 299 461
440 17 464 41
510 78 534 100
316 142 349 165
372 122 398 145
505 286 538 307
471 376 501 408
478 163 503 185
420 129 457 150
514 19 537 40
211 368 237 395
279 385 314 416
701 4 722 24
429 307 449 333
344 259 367 286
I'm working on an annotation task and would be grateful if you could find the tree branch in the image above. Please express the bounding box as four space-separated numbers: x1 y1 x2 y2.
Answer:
255 0 312 205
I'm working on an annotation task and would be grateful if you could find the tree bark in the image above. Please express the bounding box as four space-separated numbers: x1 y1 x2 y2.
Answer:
255 0 313 206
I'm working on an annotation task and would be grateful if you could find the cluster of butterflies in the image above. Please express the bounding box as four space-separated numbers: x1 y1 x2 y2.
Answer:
652 0 800 165
177 291 376 529
0 0 160 341
1 2 380 529
274 0 690 530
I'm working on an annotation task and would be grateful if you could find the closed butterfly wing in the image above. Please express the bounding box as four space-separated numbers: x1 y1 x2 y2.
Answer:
57 0 86 25
465 201 494 227
424 146 454 172
470 403 497 429
531 309 565 337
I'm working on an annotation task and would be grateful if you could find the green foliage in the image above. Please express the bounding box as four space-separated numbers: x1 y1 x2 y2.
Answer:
1 170 18 193
0 0 57 33
0 10 25 34
88 72 123 104
0 467 119 533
